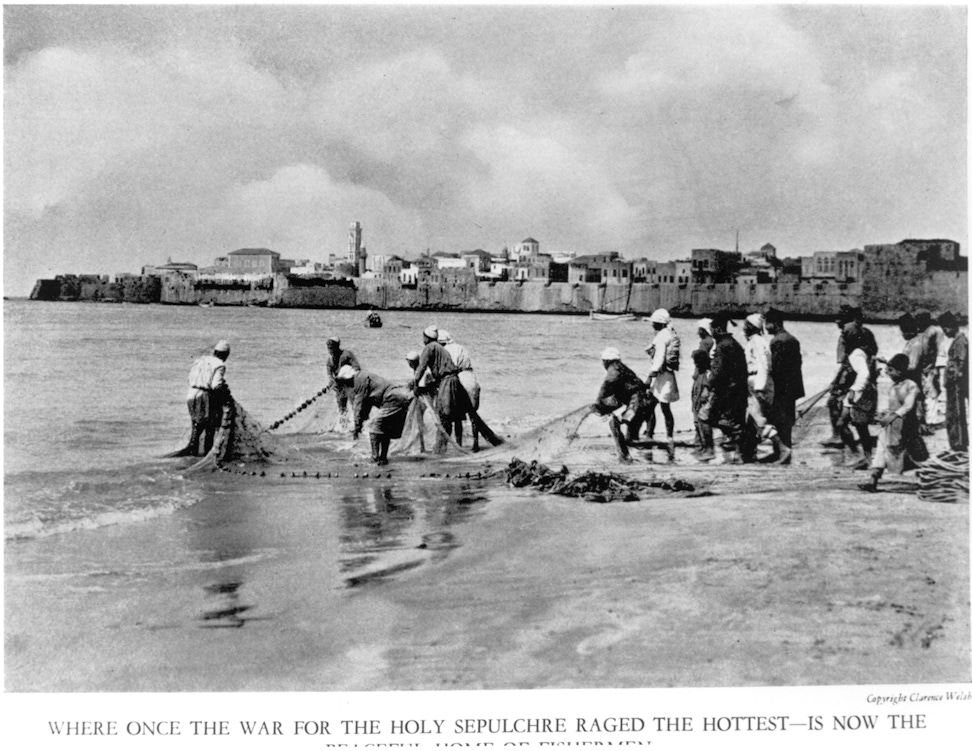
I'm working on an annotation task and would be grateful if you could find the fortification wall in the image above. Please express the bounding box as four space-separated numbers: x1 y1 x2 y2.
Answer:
355 279 866 318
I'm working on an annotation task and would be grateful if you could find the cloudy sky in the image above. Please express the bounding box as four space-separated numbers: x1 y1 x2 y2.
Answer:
3 4 967 296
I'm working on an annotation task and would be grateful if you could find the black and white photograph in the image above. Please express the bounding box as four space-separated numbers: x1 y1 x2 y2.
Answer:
3 3 969 748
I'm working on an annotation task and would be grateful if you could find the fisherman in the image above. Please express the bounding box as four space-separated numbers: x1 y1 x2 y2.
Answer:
939 312 969 451
914 310 945 430
764 308 804 465
742 313 778 462
404 350 428 453
696 318 715 356
325 336 361 420
690 348 715 461
858 354 928 492
412 325 464 450
822 305 878 448
438 330 482 452
590 347 648 464
704 313 751 464
643 308 680 462
336 365 413 466
185 340 231 457
836 320 878 468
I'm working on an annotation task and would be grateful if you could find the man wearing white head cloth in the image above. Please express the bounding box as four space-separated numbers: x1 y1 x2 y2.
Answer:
335 364 413 466
412 325 464 450
438 330 482 451
643 308 681 462
591 347 647 463
184 340 231 456
742 312 779 461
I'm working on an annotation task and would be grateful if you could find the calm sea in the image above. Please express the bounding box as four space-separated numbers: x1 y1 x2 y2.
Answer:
4 300 907 555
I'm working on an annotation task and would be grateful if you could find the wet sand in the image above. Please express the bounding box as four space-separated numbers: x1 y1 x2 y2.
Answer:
6 427 968 692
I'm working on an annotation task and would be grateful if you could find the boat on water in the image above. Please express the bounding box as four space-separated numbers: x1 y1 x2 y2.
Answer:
365 311 383 328
590 281 640 321
589 311 640 322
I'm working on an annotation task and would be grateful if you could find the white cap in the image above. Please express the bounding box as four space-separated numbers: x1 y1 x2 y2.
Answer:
601 347 621 362
326 336 340 346
437 330 453 344
649 308 671 325
423 325 438 340
405 350 421 362
214 340 230 354
336 364 358 381
745 313 764 329
698 318 713 335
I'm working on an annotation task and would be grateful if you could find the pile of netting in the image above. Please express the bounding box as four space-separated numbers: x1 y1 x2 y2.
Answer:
917 451 969 504
504 457 695 504
189 398 280 471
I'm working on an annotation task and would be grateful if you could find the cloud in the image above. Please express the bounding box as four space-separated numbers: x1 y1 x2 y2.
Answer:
4 42 291 219
208 164 425 259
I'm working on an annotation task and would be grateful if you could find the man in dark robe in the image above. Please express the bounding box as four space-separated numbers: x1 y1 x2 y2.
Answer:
823 305 878 448
765 308 804 465
939 312 968 451
337 365 413 465
590 347 647 463
325 336 361 417
412 325 464 450
704 313 752 464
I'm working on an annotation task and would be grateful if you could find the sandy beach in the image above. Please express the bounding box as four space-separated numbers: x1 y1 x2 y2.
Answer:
6 425 968 692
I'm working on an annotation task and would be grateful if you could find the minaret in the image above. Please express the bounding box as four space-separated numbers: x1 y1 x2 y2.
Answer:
348 221 362 277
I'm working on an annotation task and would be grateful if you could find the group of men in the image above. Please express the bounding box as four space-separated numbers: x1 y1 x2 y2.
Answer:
180 306 968 482
325 326 482 464
591 303 969 490
594 307 805 466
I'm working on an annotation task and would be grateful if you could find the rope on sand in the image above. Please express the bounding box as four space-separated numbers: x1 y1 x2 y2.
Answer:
917 451 969 504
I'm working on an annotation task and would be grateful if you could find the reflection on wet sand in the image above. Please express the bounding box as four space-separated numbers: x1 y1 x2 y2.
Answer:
338 481 488 587
185 487 266 629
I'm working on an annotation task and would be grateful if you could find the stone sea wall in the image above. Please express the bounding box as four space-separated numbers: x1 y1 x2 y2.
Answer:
29 272 967 320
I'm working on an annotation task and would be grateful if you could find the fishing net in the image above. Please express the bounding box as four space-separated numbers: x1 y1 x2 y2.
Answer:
187 398 281 471
504 457 695 503
391 396 469 457
792 388 834 445
917 451 969 504
459 405 592 465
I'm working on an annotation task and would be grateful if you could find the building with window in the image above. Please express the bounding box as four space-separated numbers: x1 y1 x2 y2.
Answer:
568 252 633 284
227 248 282 274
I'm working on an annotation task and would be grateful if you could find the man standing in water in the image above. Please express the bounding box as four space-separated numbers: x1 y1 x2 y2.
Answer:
325 336 360 424
438 330 482 452
412 325 463 450
185 340 231 457
764 308 804 465
336 364 413 466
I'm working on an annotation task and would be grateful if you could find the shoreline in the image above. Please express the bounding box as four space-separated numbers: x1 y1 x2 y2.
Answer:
7 297 937 326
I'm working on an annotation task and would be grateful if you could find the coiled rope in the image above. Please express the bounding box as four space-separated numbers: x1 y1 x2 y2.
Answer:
917 450 969 504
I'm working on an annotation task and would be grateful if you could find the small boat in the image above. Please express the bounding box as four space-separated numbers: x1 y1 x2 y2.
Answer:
590 311 639 322
365 311 383 328
590 281 640 321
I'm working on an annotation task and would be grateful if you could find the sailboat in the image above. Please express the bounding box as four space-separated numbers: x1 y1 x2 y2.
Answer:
589 279 640 321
